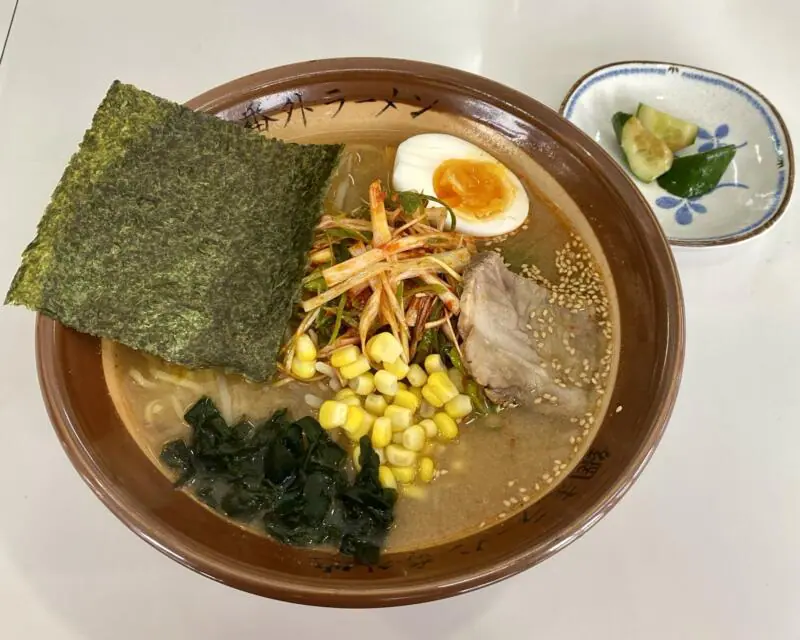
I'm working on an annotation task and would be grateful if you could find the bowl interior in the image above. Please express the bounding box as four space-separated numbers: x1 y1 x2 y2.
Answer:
37 58 684 607
561 61 794 247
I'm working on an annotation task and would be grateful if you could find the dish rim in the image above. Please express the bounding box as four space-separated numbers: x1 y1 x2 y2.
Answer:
559 58 795 248
35 57 685 607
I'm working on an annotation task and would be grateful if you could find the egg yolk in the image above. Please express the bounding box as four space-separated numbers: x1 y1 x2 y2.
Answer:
432 159 514 219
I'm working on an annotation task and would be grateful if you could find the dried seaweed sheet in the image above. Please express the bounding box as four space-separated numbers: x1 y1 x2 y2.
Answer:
6 81 342 380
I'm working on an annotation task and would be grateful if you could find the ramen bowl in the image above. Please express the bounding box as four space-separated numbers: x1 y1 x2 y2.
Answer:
36 58 684 607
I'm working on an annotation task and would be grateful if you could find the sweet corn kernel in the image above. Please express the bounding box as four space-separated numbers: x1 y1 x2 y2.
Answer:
447 368 465 393
309 247 333 264
364 393 389 416
330 344 360 369
319 400 348 429
378 465 397 489
367 332 403 364
419 400 436 418
343 405 367 436
402 424 426 452
385 404 414 431
406 363 428 388
339 355 371 380
347 423 372 442
384 357 410 379
346 410 374 442
348 372 375 395
445 394 473 419
386 444 417 467
371 416 393 448
433 412 459 441
390 465 417 484
291 358 317 380
424 354 446 374
409 386 423 401
360 410 375 430
393 389 420 413
334 388 362 407
294 334 317 362
352 444 361 471
375 447 386 464
396 381 409 392
374 369 399 396
392 432 405 444
418 457 435 483
421 385 444 408
427 371 459 403
419 419 439 439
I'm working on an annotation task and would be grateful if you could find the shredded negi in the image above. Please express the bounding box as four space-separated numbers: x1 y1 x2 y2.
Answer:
281 179 476 378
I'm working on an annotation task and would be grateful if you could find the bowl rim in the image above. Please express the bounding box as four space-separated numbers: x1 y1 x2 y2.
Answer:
558 58 795 248
36 57 685 607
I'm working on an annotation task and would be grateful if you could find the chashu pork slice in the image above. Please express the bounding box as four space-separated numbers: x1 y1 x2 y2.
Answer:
458 252 599 413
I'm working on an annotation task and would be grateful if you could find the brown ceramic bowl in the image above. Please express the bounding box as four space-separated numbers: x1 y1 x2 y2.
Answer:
36 58 684 607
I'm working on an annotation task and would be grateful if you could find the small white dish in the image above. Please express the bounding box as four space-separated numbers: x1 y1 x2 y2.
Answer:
560 61 794 247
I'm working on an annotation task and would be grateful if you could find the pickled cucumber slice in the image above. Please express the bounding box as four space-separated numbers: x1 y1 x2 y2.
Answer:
636 104 699 152
620 116 674 183
612 112 632 142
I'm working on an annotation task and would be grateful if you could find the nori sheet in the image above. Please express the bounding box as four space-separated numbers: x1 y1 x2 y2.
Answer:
6 81 342 380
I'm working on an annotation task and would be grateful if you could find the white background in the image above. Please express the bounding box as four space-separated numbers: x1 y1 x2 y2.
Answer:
1 1 799 638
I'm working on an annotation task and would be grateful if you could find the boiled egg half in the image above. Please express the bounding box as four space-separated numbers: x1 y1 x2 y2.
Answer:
392 133 529 237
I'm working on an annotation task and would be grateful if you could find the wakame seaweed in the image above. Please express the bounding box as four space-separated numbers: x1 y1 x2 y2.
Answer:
5 81 343 380
160 398 397 564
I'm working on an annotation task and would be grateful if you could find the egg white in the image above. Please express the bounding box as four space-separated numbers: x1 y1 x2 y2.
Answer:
392 133 530 237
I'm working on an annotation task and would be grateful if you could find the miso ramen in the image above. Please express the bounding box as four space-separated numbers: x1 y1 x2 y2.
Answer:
103 138 618 555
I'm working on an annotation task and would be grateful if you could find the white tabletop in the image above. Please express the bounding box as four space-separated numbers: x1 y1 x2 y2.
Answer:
0 1 15 45
1 1 799 638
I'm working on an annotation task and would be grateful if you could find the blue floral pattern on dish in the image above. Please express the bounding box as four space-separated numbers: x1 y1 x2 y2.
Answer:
696 124 748 153
655 196 706 226
652 124 750 225
655 182 749 225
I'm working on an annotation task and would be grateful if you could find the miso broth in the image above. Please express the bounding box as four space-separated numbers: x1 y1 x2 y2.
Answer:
102 141 618 554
